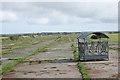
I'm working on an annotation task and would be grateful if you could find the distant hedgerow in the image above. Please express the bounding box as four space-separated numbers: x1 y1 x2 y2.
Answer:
9 35 20 40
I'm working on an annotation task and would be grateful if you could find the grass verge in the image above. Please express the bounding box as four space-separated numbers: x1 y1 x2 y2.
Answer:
71 43 88 80
77 62 89 80
24 41 54 58
71 44 79 61
1 61 18 73
1 58 27 74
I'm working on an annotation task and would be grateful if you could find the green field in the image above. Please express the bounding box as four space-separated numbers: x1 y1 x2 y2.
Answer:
107 33 119 42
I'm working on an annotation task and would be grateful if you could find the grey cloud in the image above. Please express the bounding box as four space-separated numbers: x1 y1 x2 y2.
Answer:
1 2 117 24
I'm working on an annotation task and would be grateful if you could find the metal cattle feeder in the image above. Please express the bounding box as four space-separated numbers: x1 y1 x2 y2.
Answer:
77 32 109 61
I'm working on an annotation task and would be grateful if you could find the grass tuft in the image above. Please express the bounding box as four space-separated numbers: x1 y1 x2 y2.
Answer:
77 62 89 80
71 44 79 61
1 61 18 73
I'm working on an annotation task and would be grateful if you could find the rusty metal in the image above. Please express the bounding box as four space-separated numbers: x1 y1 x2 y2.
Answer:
77 32 109 61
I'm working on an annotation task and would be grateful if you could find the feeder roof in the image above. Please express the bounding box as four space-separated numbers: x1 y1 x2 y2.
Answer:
78 32 109 39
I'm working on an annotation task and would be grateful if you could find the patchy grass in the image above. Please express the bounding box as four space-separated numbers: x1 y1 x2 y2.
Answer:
1 61 18 73
71 44 79 61
2 32 118 76
77 62 88 80
1 58 27 74
8 58 27 62
1 36 74 74
1 39 56 74
71 41 88 79
2 35 57 55
24 41 55 58
34 47 48 53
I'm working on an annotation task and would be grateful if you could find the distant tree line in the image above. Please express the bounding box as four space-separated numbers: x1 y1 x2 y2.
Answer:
1 32 82 37
1 31 119 41
108 31 119 34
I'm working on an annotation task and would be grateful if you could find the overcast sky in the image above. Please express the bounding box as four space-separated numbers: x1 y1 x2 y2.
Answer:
0 1 118 34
